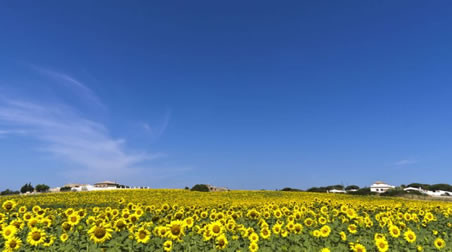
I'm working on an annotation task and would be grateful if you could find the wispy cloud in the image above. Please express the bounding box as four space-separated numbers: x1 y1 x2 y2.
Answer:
31 66 106 110
0 129 27 135
0 68 168 182
141 109 171 139
0 96 160 180
394 159 417 166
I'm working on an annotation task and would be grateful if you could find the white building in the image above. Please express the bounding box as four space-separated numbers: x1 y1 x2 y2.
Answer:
327 189 346 193
404 187 452 197
370 181 395 193
207 185 229 192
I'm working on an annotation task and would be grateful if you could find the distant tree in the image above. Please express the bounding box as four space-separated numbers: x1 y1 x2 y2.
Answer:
429 184 452 192
191 184 210 192
281 187 303 192
407 183 430 189
307 187 327 193
348 187 374 195
20 183 34 193
345 185 360 191
381 188 409 197
35 184 50 193
326 185 344 190
184 186 189 190
1 189 20 195
60 186 72 192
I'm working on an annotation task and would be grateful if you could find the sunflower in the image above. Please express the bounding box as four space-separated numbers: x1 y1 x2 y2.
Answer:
64 208 74 216
203 229 213 241
135 227 151 244
67 213 81 226
158 226 169 238
389 225 401 238
340 231 347 241
163 240 173 251
404 229 416 243
313 230 321 238
215 234 228 250
375 238 389 252
200 211 208 219
167 220 185 240
348 224 358 234
5 236 22 251
208 221 224 237
321 248 331 252
27 217 40 229
249 232 259 243
26 228 46 246
18 206 27 214
114 218 127 231
43 235 55 247
271 223 282 235
290 223 302 234
260 227 271 239
2 200 17 212
184 217 194 228
62 221 72 232
374 233 385 241
32 205 41 214
320 206 328 215
88 224 113 243
320 225 331 237
129 213 140 223
60 233 69 242
434 238 446 250
352 243 367 252
2 225 18 240
304 218 314 227
249 242 259 252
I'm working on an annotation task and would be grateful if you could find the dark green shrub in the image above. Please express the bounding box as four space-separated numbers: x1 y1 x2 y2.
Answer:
20 183 34 193
36 184 50 192
60 186 72 192
191 184 210 192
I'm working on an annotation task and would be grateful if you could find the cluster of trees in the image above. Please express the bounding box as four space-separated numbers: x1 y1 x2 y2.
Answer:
306 185 360 192
0 183 51 196
190 184 210 192
405 183 452 192
0 189 20 195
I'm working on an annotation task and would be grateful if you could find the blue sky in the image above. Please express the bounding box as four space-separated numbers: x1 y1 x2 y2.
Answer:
1 1 451 190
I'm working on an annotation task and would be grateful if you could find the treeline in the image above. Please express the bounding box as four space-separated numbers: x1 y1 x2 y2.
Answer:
1 182 50 196
306 185 360 192
405 183 452 192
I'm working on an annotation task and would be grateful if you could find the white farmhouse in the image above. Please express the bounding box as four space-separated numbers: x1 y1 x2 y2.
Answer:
370 181 395 193
327 189 346 193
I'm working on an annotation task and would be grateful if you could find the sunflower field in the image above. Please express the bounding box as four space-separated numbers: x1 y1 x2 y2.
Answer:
1 190 451 251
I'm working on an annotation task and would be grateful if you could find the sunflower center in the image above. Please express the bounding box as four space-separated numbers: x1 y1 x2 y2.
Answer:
212 225 220 233
94 228 106 238
171 225 181 235
139 231 147 239
5 203 12 210
32 232 41 241
218 239 225 246
9 240 17 248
